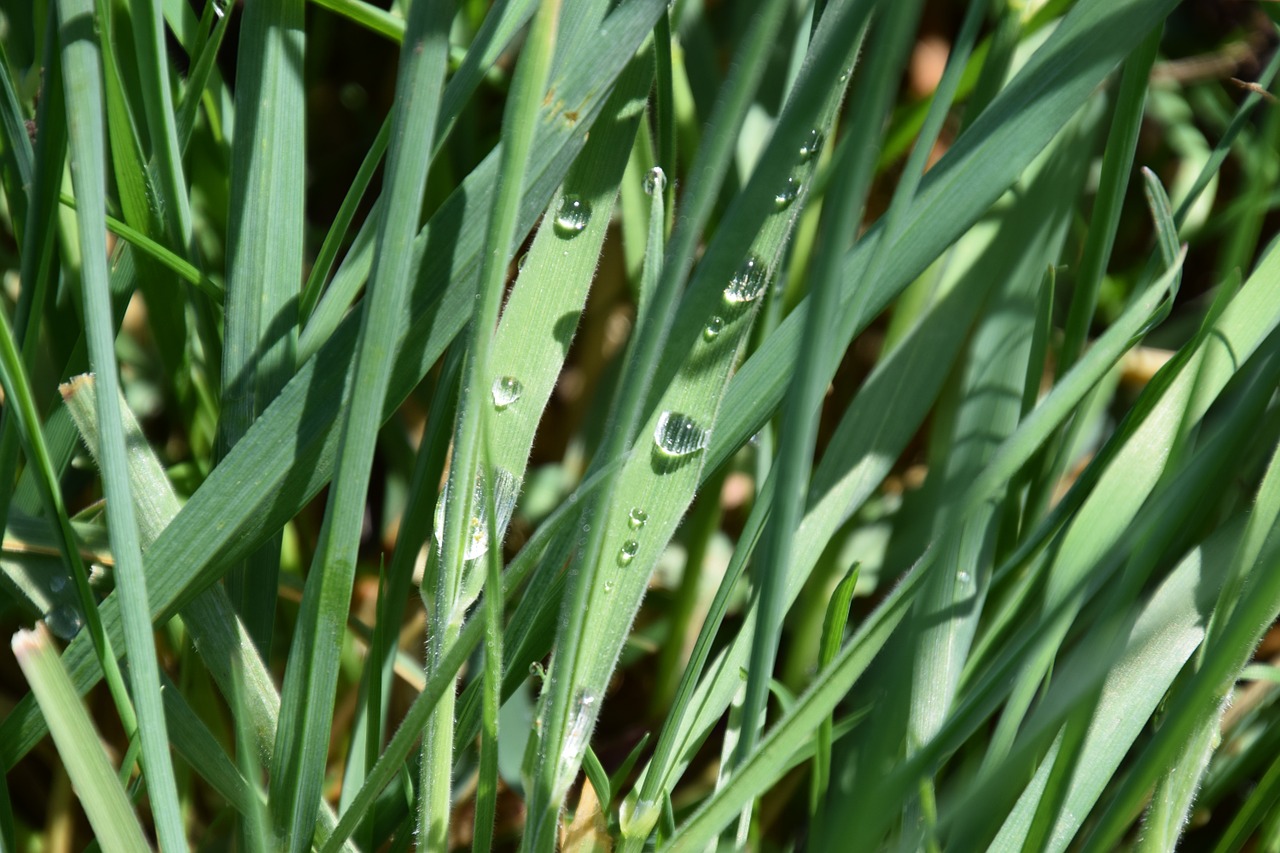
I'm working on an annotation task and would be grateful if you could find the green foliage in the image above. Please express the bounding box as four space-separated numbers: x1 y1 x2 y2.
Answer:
2 0 1280 849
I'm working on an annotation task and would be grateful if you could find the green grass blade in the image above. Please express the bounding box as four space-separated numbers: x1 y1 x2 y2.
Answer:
268 0 451 847
217 0 305 653
11 627 152 851
425 0 559 845
736 0 919 790
56 1 185 844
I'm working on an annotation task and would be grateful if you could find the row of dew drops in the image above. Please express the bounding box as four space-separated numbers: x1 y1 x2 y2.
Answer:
481 131 823 571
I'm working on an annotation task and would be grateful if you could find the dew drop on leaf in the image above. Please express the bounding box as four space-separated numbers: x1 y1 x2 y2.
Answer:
723 256 766 305
618 539 639 566
643 166 666 196
491 375 523 409
554 195 591 237
775 177 800 210
433 467 519 561
799 128 824 162
653 411 709 458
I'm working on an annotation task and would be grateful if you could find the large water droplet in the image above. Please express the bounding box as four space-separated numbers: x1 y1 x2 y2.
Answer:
723 256 767 305
554 195 591 237
491 376 523 409
628 507 648 530
799 129 824 162
703 315 724 341
617 539 639 566
775 177 800 210
644 166 666 196
654 411 709 458
44 604 83 639
434 467 520 561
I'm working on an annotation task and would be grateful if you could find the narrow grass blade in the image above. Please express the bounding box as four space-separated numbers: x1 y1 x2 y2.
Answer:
11 626 153 851
425 0 560 845
57 1 185 843
269 0 450 847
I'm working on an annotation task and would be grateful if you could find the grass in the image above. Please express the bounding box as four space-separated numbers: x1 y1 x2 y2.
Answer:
2 0 1280 849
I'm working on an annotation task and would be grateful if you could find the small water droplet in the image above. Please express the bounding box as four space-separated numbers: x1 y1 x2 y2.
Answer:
643 166 666 196
654 411 709 458
703 315 724 341
554 195 591 237
49 575 67 594
603 579 615 593
618 539 639 566
517 252 529 272
723 256 767 305
627 508 648 530
434 467 520 561
775 177 800 210
799 128 824 162
44 605 83 639
957 571 972 586
839 67 850 84
491 376 523 409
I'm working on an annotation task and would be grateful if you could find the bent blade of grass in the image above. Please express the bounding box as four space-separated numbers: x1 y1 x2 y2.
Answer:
0 0 684 769
11 627 152 852
268 0 450 848
57 1 185 846
218 0 306 654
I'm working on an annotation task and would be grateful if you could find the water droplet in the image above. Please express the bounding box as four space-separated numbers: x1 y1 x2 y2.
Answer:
703 315 724 341
557 691 597 796
957 571 972 586
654 411 709 458
775 177 800 210
44 605 83 639
517 252 529 272
618 539 639 566
491 376 523 409
434 467 520 561
643 166 666 196
627 508 648 530
723 256 767 305
839 67 850 84
49 575 67 593
603 579 614 593
799 128 824 162
554 195 591 237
